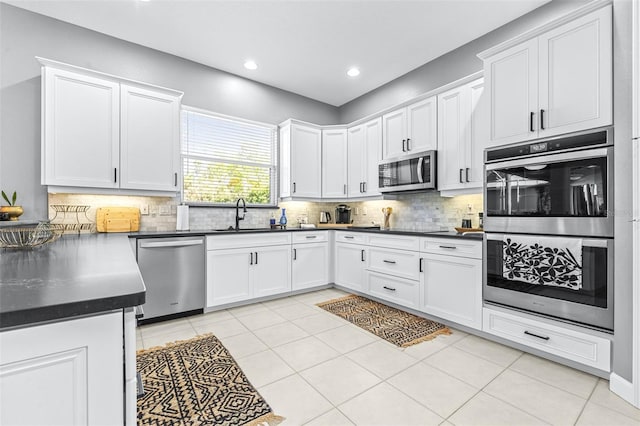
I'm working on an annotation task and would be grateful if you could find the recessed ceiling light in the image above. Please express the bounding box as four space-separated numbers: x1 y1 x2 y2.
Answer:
347 67 360 77
244 60 258 70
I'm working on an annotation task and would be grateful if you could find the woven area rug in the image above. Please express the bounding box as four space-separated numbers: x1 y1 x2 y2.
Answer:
137 334 284 426
317 295 450 347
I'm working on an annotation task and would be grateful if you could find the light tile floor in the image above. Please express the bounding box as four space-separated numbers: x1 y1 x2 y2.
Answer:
137 288 640 426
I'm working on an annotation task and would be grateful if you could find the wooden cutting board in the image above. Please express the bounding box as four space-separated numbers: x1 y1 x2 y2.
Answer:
96 207 140 232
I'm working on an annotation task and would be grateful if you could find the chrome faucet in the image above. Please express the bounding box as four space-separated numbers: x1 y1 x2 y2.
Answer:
235 198 247 230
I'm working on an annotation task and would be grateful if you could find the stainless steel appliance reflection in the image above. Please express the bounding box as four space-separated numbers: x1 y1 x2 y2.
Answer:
483 127 614 331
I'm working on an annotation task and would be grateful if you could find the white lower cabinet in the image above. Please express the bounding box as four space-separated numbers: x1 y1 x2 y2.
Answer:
483 307 611 371
292 242 329 291
420 253 482 330
335 242 367 292
206 235 291 308
0 311 125 426
368 271 420 309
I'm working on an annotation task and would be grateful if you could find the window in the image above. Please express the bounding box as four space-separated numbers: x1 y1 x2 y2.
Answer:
181 107 278 206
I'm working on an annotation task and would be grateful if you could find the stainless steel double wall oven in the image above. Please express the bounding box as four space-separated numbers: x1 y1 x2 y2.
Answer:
483 127 613 331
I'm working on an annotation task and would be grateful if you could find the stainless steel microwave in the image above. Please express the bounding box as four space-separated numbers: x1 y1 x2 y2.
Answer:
378 151 437 193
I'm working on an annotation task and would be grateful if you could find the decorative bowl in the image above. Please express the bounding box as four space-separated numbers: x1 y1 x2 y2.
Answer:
0 206 24 221
0 222 62 249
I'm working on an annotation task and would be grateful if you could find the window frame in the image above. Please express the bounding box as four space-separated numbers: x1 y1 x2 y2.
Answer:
180 105 279 208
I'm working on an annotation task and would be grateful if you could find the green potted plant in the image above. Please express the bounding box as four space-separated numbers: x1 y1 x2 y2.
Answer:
0 190 23 221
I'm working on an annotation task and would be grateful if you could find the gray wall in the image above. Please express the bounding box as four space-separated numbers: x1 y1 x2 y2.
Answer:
0 3 339 220
338 0 590 122
612 0 633 382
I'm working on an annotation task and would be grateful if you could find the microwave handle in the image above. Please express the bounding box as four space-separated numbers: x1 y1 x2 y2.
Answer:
417 157 424 183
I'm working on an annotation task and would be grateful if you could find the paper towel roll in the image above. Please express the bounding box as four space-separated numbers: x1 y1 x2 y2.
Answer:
176 204 189 231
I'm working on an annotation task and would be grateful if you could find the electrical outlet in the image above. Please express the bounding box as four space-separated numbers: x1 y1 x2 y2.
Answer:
159 205 171 216
355 207 360 215
363 208 368 215
467 204 473 212
140 205 149 215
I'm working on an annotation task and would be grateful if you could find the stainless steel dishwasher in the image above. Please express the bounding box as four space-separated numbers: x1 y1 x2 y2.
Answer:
136 236 205 323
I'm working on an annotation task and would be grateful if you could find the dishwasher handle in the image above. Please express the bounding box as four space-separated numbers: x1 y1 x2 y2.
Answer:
139 239 203 249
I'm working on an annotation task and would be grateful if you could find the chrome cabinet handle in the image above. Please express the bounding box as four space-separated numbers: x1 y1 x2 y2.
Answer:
361 249 365 261
524 330 550 341
419 258 424 272
293 182 297 193
255 251 258 264
383 260 397 264
305 235 317 239
114 168 118 183
383 286 396 292
540 109 545 130
344 184 347 194
459 169 463 183
439 245 457 249
465 168 470 182
402 139 406 152
363 182 367 192
344 236 354 239
250 252 253 265
174 172 178 186
293 248 297 260
406 138 411 151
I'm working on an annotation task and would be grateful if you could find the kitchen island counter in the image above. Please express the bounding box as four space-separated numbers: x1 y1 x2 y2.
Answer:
0 233 145 329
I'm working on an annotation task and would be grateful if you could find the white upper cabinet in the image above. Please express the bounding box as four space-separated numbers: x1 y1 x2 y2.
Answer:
347 117 382 198
40 59 183 193
42 67 120 189
120 84 180 191
322 128 348 198
382 96 436 160
437 78 487 192
481 4 612 147
280 121 322 199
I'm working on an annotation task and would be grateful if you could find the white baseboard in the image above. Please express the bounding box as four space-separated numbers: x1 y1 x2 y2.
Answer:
609 373 637 407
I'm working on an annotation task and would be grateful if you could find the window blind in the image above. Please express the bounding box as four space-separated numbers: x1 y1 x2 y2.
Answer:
181 108 277 206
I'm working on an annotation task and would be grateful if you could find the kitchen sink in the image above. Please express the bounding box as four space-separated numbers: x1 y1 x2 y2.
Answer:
213 227 275 232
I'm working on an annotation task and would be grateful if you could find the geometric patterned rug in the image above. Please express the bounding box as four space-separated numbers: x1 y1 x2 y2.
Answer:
317 295 450 348
136 334 284 426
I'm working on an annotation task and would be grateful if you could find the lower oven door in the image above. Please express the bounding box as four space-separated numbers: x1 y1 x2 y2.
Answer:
484 233 613 331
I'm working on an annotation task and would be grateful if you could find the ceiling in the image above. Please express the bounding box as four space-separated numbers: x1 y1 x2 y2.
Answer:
6 0 549 106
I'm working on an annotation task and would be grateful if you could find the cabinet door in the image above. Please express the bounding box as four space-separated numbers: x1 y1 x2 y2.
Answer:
0 311 123 425
407 96 437 153
485 39 539 147
292 243 329 290
291 125 322 197
253 245 292 298
363 118 382 196
538 6 612 138
382 108 407 160
347 125 365 198
421 253 482 330
437 85 467 191
206 248 251 307
467 78 488 188
335 243 366 292
120 84 180 191
42 67 120 188
322 129 348 198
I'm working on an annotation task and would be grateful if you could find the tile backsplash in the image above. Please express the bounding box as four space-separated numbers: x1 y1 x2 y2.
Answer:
48 192 483 233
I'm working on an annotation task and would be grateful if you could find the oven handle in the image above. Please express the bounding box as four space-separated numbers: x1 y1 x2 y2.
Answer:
485 147 611 171
485 233 609 248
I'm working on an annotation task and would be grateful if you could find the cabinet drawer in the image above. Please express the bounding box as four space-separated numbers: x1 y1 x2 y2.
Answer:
292 231 328 244
420 237 481 259
483 308 611 371
368 271 419 309
368 234 419 251
367 247 421 281
335 231 368 245
207 232 291 250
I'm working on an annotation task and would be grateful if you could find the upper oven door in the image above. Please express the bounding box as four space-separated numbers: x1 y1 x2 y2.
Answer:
378 151 436 192
484 146 613 237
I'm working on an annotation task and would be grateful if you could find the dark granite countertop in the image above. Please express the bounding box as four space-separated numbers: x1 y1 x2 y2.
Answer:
0 233 146 330
129 227 483 240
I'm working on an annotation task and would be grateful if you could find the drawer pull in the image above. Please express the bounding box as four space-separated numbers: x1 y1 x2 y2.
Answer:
383 286 396 292
293 248 297 260
419 257 423 272
524 330 550 341
344 236 355 239
305 235 317 239
361 249 365 262
439 245 457 249
383 260 397 264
